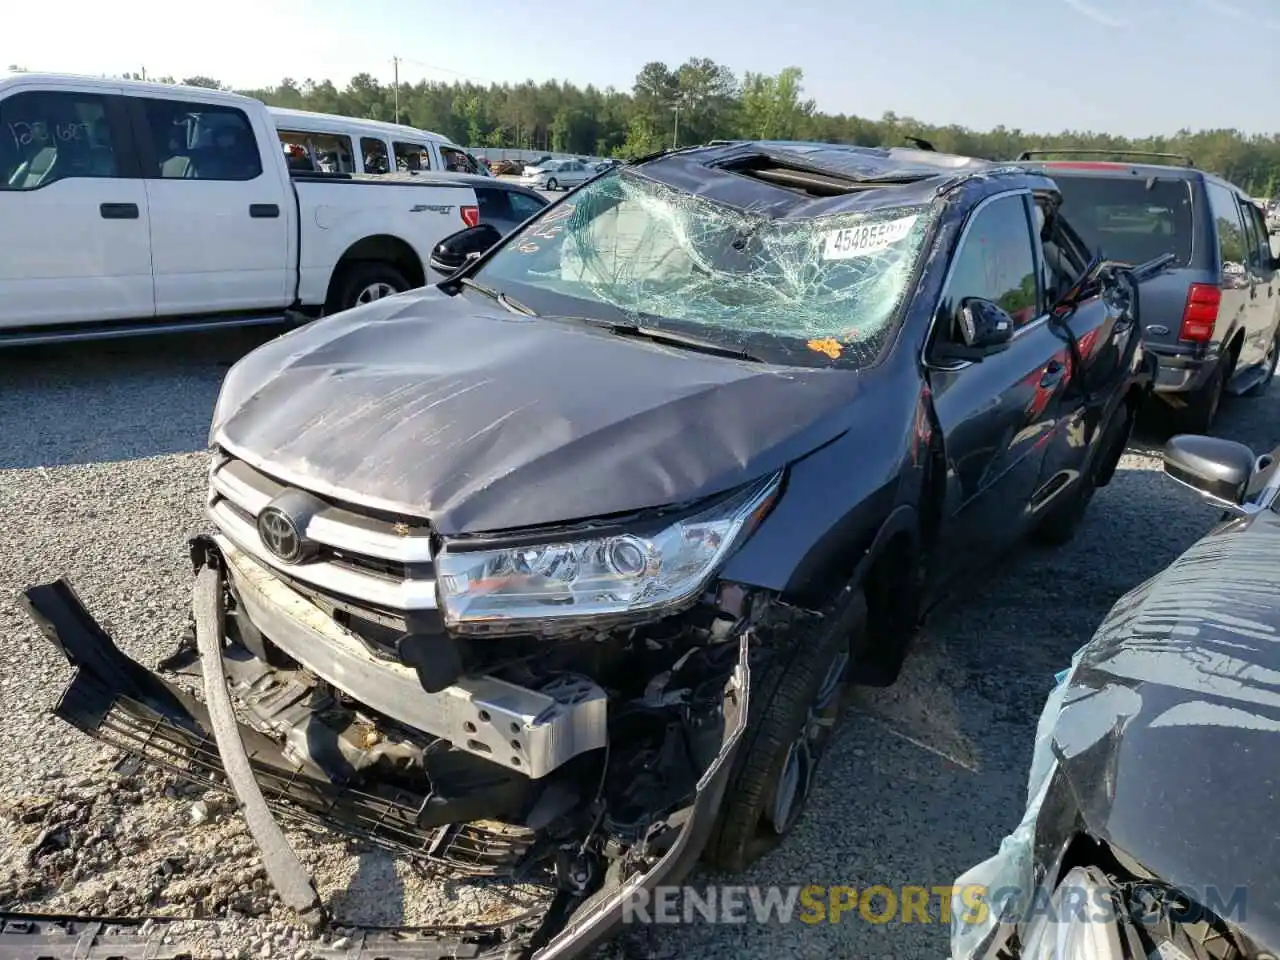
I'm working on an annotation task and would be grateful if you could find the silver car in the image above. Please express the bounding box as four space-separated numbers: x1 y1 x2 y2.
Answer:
520 158 594 191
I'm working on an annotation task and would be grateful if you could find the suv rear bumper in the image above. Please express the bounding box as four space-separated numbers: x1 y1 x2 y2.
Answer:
1147 343 1218 395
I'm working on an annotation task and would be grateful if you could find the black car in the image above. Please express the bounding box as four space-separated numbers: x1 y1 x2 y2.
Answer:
950 432 1280 960
434 171 549 234
21 142 1163 959
1017 151 1280 433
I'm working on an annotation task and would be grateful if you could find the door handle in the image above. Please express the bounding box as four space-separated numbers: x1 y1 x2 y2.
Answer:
99 202 139 220
249 204 280 218
1040 359 1067 388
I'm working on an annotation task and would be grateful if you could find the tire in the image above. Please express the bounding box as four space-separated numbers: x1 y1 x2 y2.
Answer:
1172 359 1225 434
702 589 862 873
1032 400 1133 547
1243 333 1280 398
546 178 559 191
333 261 411 314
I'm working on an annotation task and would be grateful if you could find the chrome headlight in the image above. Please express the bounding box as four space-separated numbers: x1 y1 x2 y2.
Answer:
436 472 782 631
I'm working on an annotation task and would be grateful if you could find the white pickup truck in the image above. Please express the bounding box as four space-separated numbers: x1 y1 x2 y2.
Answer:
0 73 481 345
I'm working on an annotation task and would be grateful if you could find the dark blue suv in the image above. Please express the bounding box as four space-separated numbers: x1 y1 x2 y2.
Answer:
1018 151 1280 432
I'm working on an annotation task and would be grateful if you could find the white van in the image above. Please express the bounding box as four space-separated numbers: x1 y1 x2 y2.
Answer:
268 106 491 178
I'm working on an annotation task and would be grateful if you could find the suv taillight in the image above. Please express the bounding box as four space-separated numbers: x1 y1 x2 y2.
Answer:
461 205 480 228
1180 283 1220 342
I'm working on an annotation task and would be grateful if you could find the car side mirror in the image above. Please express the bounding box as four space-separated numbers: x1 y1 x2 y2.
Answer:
429 224 503 277
1163 433 1257 512
933 297 1014 363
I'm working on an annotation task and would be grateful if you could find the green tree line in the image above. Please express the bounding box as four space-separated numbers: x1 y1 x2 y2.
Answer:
11 60 1280 194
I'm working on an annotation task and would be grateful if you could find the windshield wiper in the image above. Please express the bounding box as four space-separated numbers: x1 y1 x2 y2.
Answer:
458 278 536 316
567 316 765 362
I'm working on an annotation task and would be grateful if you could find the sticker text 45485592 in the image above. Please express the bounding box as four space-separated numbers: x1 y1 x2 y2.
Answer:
822 215 919 261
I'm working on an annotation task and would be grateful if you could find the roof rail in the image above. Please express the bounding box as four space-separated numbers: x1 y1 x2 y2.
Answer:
1015 148 1195 168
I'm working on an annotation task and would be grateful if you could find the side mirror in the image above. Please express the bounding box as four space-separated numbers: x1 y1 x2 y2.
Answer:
934 297 1014 363
1163 434 1257 511
429 223 503 277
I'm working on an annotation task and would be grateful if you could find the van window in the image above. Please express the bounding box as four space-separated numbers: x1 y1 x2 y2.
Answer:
278 130 354 173
1048 174 1194 267
0 91 121 189
394 142 430 172
139 99 262 180
361 137 390 175
440 145 477 174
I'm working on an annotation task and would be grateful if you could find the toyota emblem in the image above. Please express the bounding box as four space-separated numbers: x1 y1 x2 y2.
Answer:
257 506 304 563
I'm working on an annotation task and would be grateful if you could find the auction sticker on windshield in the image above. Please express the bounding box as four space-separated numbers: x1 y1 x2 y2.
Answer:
823 215 918 260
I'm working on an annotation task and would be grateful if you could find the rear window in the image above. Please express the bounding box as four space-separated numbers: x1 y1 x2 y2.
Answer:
1048 174 1194 267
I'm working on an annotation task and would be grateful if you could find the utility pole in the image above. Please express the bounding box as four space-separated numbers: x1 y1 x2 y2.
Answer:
392 56 400 123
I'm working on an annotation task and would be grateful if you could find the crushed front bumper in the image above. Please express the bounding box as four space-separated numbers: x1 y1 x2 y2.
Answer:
19 546 751 960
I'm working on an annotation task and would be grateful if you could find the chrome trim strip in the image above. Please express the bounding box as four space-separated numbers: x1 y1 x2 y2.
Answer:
209 499 439 610
211 458 435 563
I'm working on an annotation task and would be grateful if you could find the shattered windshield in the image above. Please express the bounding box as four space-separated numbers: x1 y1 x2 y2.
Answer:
475 170 934 366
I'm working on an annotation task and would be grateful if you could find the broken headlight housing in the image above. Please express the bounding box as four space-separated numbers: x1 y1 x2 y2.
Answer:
436 471 782 631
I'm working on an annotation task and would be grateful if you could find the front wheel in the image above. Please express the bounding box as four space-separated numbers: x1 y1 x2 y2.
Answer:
546 178 559 191
703 591 862 873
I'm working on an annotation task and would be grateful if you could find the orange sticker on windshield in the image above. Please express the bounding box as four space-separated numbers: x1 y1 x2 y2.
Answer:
807 338 843 359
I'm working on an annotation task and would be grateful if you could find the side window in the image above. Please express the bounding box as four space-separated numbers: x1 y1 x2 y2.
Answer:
394 141 429 171
440 146 474 173
1242 199 1272 271
361 137 390 175
278 130 354 173
140 99 261 181
475 187 511 223
508 191 546 221
0 91 121 189
1206 182 1247 266
1239 196 1263 269
941 194 1039 332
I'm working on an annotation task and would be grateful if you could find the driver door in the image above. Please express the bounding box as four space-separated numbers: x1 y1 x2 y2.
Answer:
926 192 1064 587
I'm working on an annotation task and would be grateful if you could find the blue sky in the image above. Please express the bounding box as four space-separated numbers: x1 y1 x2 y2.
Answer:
6 0 1277 137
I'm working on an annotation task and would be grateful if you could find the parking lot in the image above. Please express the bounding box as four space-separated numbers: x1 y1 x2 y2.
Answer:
0 284 1276 960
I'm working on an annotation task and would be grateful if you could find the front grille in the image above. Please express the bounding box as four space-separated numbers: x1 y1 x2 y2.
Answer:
207 452 439 614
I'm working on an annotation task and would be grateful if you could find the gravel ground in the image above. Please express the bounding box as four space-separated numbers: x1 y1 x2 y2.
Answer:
1 324 1278 960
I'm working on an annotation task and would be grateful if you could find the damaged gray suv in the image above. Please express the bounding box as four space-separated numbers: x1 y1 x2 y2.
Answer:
21 140 1167 958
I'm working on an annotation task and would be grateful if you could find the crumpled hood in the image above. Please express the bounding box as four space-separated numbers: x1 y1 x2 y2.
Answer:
212 287 863 533
1055 510 1280 950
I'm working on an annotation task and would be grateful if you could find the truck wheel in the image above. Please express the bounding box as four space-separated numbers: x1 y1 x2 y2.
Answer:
1033 401 1133 547
703 591 862 873
1243 334 1279 398
1172 360 1225 434
335 262 411 313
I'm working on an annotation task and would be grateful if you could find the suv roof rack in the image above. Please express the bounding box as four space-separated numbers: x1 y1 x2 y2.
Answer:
1015 149 1195 168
